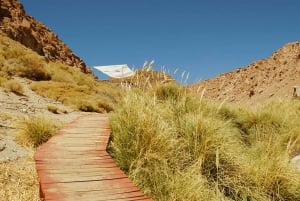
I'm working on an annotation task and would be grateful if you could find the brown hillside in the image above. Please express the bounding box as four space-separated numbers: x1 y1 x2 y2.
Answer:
191 41 300 105
0 0 91 74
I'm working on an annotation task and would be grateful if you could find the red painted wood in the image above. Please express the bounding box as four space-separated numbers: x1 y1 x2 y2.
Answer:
35 113 154 201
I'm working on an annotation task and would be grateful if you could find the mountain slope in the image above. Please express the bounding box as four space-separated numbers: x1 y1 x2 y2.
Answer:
191 41 300 105
0 0 91 74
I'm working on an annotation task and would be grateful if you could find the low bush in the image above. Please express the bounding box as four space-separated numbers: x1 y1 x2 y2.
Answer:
17 116 57 147
77 101 98 112
47 105 59 114
0 39 51 81
154 82 182 101
2 79 24 95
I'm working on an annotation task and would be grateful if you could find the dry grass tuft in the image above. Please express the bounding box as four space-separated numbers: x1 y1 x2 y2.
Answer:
17 116 58 148
0 113 12 121
47 105 59 114
0 158 40 201
2 79 24 95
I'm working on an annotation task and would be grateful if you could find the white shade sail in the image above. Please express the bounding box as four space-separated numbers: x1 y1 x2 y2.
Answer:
94 64 135 78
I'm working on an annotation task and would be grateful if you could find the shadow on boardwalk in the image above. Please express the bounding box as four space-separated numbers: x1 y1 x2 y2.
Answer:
35 113 153 201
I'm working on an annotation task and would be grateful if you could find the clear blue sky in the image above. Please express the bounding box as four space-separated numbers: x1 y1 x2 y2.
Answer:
19 0 300 83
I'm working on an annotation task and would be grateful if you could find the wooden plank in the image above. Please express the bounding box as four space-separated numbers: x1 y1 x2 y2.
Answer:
35 114 153 201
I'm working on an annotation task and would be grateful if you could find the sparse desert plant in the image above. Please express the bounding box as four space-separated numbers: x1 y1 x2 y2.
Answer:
97 101 114 113
17 116 57 147
2 79 24 95
47 105 68 114
0 113 12 121
154 82 182 101
47 105 59 114
0 76 8 85
0 36 51 81
77 101 98 112
18 55 51 81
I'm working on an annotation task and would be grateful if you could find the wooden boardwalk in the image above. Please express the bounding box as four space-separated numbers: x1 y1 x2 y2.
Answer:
34 113 153 201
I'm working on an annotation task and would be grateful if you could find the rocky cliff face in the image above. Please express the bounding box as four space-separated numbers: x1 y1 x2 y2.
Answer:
191 42 300 105
0 0 91 73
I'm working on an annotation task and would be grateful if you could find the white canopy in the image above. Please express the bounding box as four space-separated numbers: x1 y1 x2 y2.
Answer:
94 64 135 78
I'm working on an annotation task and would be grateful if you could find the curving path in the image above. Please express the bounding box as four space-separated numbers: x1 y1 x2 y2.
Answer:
34 113 153 201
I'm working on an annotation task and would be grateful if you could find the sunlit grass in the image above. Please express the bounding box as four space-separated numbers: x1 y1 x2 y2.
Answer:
0 158 40 201
110 83 300 201
16 116 58 148
2 79 24 95
0 33 122 113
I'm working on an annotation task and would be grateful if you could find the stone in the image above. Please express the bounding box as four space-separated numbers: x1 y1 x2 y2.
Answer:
0 0 92 74
291 155 300 170
0 141 6 152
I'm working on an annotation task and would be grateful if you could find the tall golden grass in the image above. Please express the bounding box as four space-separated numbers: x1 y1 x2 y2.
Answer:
109 83 300 201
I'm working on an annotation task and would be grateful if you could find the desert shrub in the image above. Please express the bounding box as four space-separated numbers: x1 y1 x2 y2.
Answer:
48 62 96 88
110 85 300 201
2 46 26 60
0 41 51 81
0 76 8 85
18 56 51 81
154 83 182 101
17 116 57 147
47 105 68 114
47 105 59 114
77 101 98 112
0 113 11 121
97 101 114 113
2 79 24 95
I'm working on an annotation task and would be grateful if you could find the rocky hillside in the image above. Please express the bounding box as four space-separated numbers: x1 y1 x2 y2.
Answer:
0 0 91 74
191 42 300 105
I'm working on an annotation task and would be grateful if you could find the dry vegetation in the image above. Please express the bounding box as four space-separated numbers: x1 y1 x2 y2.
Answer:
0 32 121 113
1 28 299 200
109 61 176 90
1 79 24 95
110 80 300 200
0 157 40 201
0 33 122 200
16 116 59 148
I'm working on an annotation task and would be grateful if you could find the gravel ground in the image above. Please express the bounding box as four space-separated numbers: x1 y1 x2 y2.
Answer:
0 77 85 161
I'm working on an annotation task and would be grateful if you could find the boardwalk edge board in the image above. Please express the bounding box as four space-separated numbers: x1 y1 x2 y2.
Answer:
35 113 153 201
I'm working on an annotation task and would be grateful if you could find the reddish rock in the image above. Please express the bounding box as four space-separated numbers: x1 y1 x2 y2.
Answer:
190 42 300 105
0 0 91 74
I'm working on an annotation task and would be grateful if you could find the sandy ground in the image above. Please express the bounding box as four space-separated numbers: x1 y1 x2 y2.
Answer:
0 76 85 161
